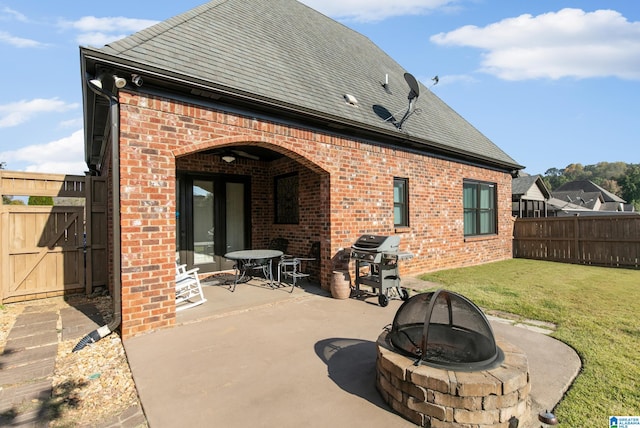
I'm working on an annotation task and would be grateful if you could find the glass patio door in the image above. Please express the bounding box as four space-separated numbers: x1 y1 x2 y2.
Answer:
176 175 248 273
193 179 215 267
225 182 245 255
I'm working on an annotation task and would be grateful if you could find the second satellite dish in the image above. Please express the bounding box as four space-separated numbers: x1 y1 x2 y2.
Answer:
405 73 420 100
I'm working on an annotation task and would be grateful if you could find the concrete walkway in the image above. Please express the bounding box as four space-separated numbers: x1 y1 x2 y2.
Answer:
124 280 581 428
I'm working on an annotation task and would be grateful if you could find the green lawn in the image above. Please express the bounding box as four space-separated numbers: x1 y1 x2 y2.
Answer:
418 259 640 427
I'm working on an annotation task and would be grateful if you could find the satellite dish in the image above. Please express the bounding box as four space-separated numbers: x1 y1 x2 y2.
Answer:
404 73 420 100
374 72 422 130
373 105 396 123
395 72 421 129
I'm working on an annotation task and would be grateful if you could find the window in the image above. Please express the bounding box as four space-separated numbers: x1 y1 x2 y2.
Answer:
463 180 497 236
274 173 299 224
394 178 409 227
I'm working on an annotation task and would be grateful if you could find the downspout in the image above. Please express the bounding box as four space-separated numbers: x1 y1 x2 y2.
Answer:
73 73 122 352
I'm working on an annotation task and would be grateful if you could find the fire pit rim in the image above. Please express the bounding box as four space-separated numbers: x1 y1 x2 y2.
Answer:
387 289 505 371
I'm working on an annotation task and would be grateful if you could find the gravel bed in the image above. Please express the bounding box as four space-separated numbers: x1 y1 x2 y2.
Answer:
1 296 146 427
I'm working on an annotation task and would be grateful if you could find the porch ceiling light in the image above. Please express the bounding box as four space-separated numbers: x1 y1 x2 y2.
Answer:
222 155 236 163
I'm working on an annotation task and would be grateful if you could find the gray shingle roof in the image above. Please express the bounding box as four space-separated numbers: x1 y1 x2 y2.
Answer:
86 0 521 169
513 175 538 196
555 180 625 203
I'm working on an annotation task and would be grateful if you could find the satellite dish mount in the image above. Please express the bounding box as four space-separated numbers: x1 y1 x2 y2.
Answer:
395 73 420 129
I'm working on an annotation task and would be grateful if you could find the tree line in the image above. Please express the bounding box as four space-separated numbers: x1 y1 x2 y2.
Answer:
542 162 640 211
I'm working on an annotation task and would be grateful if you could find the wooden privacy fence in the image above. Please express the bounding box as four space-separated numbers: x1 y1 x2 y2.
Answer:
513 215 640 268
0 171 107 303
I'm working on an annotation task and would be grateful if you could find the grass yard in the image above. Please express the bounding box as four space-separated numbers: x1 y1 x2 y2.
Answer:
419 259 640 428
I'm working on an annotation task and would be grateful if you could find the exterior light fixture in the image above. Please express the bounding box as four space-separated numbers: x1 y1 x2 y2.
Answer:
89 73 107 89
113 75 127 89
222 155 236 163
89 77 103 89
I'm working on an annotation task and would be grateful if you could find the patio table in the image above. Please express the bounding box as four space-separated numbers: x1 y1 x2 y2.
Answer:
224 249 283 292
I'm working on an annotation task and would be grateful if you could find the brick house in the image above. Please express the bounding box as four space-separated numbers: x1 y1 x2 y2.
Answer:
80 0 523 338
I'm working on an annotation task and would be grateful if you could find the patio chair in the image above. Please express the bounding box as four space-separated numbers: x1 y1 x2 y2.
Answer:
277 241 318 291
269 238 289 253
176 263 207 311
277 257 309 292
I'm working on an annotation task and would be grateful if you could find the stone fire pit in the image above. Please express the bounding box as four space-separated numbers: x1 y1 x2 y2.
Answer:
376 330 531 427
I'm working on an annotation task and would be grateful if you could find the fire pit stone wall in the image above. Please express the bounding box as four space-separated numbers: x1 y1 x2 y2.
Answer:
376 331 531 427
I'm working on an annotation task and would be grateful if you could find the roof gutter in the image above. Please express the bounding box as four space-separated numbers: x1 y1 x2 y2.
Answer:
74 73 122 352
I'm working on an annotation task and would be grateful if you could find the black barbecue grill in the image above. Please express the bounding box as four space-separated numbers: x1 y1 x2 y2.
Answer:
350 235 413 306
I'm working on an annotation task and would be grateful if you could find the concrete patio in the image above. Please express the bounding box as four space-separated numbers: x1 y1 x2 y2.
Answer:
123 276 581 427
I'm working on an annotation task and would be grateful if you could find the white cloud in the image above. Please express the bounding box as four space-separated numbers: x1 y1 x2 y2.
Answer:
59 117 84 129
24 160 87 175
1 7 28 22
75 32 133 47
1 129 86 175
430 8 640 80
0 30 43 48
0 98 78 128
300 0 457 22
59 16 159 46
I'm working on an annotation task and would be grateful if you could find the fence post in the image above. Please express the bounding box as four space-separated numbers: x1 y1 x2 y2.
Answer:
574 216 580 264
0 209 7 302
85 173 92 296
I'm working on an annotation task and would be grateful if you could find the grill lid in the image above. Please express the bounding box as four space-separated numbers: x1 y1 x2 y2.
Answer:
352 235 400 252
387 289 503 371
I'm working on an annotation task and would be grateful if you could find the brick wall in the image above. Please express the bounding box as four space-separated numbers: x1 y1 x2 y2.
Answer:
114 90 513 338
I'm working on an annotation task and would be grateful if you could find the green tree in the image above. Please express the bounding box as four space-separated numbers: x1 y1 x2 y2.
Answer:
28 196 54 206
586 161 627 179
0 161 9 204
543 167 568 190
600 179 621 196
563 163 588 181
619 164 640 210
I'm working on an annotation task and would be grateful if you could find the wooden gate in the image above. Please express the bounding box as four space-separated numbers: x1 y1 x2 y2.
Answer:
0 171 107 303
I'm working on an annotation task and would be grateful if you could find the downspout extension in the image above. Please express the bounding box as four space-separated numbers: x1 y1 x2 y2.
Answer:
74 74 122 352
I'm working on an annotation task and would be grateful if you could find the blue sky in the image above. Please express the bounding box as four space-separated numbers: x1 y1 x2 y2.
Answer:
0 0 638 176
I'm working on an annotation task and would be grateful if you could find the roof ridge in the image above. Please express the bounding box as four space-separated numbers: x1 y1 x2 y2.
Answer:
102 0 228 55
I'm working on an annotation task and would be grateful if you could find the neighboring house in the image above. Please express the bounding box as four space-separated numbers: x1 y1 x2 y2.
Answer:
546 196 594 216
512 174 551 218
80 0 523 338
550 179 634 215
